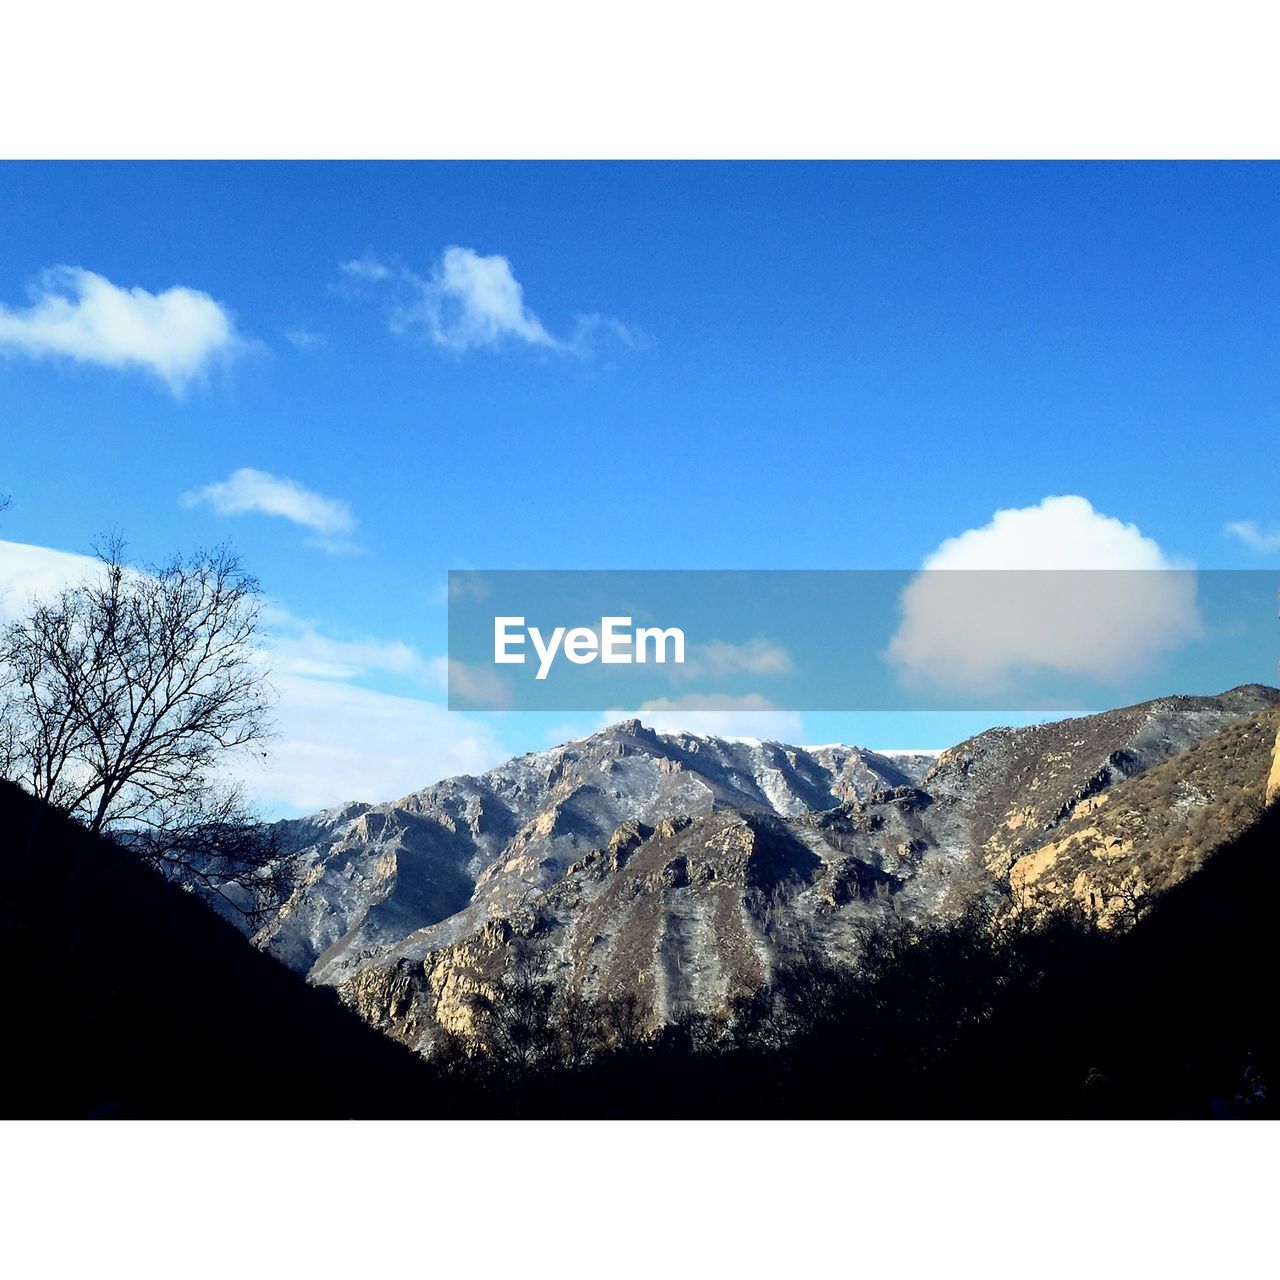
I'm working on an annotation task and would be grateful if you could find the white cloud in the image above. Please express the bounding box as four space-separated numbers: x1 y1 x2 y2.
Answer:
341 245 643 356
602 693 805 742
565 313 650 355
240 675 506 813
262 607 441 688
0 266 245 394
182 468 355 547
420 245 555 352
887 495 1203 694
339 255 394 283
240 610 504 811
916 494 1178 571
285 329 324 351
1224 520 1280 554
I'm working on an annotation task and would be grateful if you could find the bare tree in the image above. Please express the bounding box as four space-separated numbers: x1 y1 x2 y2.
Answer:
1099 867 1156 930
552 986 598 1070
467 941 558 1074
597 989 652 1054
0 538 289 921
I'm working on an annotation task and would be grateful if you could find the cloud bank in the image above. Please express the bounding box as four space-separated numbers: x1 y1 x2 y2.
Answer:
263 607 438 686
249 675 506 812
0 538 99 622
887 495 1203 695
0 266 245 394
249 613 504 810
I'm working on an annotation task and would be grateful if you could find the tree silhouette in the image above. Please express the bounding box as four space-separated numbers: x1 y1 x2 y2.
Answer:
1100 867 1156 930
466 941 558 1075
0 538 287 920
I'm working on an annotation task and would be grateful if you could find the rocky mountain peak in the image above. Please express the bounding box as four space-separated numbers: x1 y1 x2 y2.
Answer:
259 686 1280 1041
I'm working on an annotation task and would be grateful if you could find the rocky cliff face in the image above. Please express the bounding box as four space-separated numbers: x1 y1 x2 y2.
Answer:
1266 726 1280 807
256 722 933 986
923 684 1278 880
1006 704 1280 928
259 686 1280 1054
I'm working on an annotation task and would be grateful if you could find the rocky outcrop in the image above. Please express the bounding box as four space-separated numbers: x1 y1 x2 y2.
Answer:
924 685 1280 879
1266 727 1280 807
1007 705 1280 928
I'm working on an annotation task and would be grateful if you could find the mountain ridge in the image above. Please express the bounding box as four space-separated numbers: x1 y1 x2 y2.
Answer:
258 720 940 982
250 685 1280 1052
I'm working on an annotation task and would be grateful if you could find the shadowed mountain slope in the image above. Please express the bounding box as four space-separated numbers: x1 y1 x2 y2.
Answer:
480 799 1280 1119
0 782 449 1118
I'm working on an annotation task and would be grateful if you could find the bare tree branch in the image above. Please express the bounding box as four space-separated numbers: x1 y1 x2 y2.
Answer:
0 539 288 919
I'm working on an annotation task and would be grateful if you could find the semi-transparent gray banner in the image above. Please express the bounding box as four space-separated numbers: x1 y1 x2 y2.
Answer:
447 569 1278 712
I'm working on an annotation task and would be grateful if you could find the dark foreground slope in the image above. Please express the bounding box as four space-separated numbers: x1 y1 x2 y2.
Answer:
938 798 1280 1118
6 770 1275 1119
0 782 451 1118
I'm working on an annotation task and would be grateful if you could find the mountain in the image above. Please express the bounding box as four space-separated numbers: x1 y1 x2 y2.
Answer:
258 686 1280 1055
258 726 936 984
497 796 1280 1119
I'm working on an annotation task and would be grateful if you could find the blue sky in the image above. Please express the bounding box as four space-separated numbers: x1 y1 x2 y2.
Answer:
2 162 1278 813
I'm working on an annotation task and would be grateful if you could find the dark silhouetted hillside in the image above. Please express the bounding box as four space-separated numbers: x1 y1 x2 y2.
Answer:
0 781 454 1118
931 798 1280 1118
